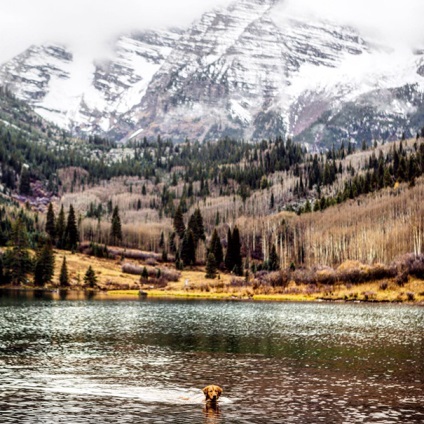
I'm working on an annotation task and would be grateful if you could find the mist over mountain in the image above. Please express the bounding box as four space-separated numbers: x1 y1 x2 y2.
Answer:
1 0 424 147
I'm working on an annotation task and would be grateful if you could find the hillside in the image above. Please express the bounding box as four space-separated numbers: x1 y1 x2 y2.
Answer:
0 104 423 300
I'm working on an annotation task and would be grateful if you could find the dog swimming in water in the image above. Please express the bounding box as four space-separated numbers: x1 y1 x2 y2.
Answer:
202 385 223 403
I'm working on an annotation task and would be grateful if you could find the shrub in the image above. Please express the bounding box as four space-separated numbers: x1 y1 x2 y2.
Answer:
406 292 415 301
379 281 388 291
395 271 408 287
121 263 180 282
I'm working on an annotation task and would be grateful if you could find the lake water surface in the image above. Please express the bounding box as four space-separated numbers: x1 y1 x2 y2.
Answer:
0 291 423 423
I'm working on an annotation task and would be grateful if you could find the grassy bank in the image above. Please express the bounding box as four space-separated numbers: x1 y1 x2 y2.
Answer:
3 249 421 304
107 278 424 304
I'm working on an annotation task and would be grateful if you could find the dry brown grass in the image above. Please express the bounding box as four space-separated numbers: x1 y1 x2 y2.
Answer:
52 250 141 290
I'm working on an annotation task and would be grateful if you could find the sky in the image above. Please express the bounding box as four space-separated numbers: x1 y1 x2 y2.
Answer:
0 0 423 64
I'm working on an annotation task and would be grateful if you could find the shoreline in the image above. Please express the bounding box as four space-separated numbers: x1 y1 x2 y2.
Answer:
1 284 424 305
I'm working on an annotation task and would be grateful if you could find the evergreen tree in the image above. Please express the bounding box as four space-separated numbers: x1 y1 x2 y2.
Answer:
181 229 196 266
173 205 185 238
65 204 79 251
56 205 66 249
0 254 4 283
159 231 165 249
270 192 275 209
34 241 55 287
3 217 32 285
141 266 149 281
187 208 205 247
110 205 123 245
268 244 280 271
83 265 97 288
45 203 56 240
59 256 70 287
209 229 223 268
232 226 243 276
169 232 177 253
19 168 31 195
205 253 217 279
225 228 234 272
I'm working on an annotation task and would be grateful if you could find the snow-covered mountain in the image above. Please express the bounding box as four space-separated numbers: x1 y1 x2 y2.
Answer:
1 0 424 146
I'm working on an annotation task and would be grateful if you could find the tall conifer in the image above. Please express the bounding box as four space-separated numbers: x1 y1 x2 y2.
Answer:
65 204 79 251
45 203 56 240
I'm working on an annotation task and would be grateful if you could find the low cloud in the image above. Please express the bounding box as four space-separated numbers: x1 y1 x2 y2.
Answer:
278 0 424 50
1 0 423 65
0 0 233 63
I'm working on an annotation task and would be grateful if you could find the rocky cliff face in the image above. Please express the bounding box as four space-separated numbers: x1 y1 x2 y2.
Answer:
1 0 424 147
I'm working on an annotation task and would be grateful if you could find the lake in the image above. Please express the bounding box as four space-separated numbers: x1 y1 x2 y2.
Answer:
0 291 423 423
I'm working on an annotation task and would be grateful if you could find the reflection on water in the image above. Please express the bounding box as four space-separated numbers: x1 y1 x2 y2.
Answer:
0 290 423 423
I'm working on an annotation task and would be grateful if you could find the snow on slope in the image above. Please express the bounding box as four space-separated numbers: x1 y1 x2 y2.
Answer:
1 0 424 145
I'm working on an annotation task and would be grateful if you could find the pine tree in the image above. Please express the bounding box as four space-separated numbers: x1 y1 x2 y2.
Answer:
45 203 56 240
65 204 79 251
270 192 275 209
34 241 55 287
187 208 205 247
83 265 97 288
56 205 66 249
3 217 33 285
159 231 165 249
19 168 31 195
141 266 149 281
225 228 234 272
110 205 123 246
209 229 223 268
0 254 4 283
194 208 205 243
205 253 217 279
232 226 243 276
59 256 70 287
268 244 280 271
173 205 185 239
181 229 196 266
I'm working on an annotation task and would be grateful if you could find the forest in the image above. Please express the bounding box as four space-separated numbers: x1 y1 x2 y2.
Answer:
0 88 424 301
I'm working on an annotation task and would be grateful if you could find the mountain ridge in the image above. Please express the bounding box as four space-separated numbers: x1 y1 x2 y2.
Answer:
1 0 424 146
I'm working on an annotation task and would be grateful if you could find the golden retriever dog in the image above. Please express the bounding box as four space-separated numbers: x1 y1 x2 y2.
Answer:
202 385 223 403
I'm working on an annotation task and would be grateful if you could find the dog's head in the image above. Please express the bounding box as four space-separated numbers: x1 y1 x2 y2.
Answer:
202 385 223 402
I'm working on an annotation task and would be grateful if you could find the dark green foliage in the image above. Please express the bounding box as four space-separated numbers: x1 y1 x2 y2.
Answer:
225 226 242 275
0 254 5 283
159 231 165 249
110 206 122 246
34 241 55 287
181 229 196 266
19 168 31 195
83 265 97 288
175 251 183 270
232 227 243 276
209 229 223 267
205 253 217 279
268 244 280 271
3 217 32 285
45 203 56 240
141 266 148 280
188 208 205 247
65 204 79 251
224 228 233 272
56 205 66 249
90 242 109 258
161 250 168 262
59 256 70 287
173 205 185 239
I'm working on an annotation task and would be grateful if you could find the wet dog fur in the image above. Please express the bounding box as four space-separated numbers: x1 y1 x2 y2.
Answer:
202 385 223 403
